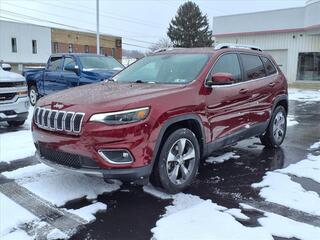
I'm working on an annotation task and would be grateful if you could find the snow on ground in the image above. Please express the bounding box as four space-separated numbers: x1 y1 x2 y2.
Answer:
310 141 320 150
0 130 35 163
253 141 320 216
0 193 38 238
46 229 68 240
2 163 121 207
67 202 107 222
258 212 320 240
287 115 299 127
2 229 34 240
223 208 250 221
206 152 240 164
289 89 320 102
151 193 273 240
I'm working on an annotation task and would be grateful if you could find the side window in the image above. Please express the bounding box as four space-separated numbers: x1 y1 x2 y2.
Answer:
63 57 76 70
47 57 63 71
211 54 242 82
240 54 266 80
261 56 277 76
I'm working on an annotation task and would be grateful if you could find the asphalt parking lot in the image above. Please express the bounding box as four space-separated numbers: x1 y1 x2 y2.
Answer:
1 90 320 240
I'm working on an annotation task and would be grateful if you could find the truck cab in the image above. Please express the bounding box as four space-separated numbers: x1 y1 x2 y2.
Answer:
0 64 29 127
26 53 124 106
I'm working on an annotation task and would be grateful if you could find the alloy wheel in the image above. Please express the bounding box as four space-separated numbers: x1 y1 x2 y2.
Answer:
273 111 286 143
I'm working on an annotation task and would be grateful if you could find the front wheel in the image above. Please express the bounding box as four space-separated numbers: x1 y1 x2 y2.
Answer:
28 85 38 106
151 128 200 194
260 106 287 148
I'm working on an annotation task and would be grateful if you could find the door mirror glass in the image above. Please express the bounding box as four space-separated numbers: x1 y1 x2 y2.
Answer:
208 72 234 86
64 64 79 74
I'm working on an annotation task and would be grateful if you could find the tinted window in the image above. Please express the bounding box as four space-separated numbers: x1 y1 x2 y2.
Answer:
262 57 277 75
241 54 266 80
63 57 76 70
211 54 242 82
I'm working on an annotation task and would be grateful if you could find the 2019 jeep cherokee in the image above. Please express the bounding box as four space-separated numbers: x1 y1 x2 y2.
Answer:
32 45 288 193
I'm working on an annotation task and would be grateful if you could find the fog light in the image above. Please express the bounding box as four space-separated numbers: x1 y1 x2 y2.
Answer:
98 149 133 164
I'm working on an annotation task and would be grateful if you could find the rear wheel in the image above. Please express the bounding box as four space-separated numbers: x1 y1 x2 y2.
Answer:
151 128 200 194
7 120 25 127
260 106 287 148
28 85 38 106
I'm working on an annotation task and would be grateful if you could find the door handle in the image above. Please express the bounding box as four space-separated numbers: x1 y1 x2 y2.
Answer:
269 82 276 87
239 88 249 94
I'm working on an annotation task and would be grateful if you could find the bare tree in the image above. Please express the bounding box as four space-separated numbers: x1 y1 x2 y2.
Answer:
148 38 173 53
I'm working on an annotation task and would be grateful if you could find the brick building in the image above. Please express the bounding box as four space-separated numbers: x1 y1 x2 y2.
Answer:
51 28 122 61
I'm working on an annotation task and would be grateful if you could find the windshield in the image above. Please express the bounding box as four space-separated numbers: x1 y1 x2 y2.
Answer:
79 56 123 70
113 54 210 84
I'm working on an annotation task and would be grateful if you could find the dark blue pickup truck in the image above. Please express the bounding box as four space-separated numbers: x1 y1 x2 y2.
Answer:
26 53 124 105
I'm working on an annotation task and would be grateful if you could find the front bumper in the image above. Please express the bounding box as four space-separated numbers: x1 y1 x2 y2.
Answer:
0 96 29 122
36 151 152 180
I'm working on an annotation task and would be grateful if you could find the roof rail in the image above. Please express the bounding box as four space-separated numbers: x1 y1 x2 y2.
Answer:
214 43 263 52
153 47 185 54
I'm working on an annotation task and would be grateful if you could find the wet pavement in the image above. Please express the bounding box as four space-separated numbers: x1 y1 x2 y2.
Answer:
1 99 320 240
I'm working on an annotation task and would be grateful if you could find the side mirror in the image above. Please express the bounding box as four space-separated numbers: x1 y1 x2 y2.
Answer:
1 63 12 71
64 64 79 74
207 72 234 86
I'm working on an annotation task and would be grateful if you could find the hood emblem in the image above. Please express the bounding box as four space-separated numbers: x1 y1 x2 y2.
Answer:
52 102 65 110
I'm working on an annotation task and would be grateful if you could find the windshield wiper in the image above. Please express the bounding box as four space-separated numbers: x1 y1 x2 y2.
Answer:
134 80 145 83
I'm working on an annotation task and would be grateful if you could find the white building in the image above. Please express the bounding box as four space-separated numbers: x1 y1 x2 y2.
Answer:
213 0 320 82
0 20 52 72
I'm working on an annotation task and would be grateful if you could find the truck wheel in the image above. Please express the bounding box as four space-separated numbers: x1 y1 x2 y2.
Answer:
7 120 25 127
28 85 38 106
260 106 287 148
151 128 200 194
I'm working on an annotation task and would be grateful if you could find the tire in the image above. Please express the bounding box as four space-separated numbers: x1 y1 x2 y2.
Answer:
260 106 287 148
7 120 25 127
28 85 38 106
151 128 200 194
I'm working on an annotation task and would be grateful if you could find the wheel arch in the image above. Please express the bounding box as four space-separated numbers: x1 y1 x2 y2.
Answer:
272 95 288 114
151 114 206 168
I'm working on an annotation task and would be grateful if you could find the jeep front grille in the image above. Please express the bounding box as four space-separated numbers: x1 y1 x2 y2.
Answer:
34 107 85 134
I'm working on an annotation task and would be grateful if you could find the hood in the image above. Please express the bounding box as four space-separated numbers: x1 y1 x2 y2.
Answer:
82 69 121 81
0 68 25 82
38 82 185 112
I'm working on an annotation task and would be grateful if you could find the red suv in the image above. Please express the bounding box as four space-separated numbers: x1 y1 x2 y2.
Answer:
32 45 288 193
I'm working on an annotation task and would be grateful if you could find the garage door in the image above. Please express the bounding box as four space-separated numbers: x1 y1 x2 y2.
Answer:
265 50 288 78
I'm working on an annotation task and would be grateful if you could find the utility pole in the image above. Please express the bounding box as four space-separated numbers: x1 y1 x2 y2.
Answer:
96 0 100 54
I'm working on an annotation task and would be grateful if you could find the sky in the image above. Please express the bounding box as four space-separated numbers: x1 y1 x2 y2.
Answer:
0 0 306 51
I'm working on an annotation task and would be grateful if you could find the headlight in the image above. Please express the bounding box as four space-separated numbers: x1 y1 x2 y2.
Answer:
89 107 150 125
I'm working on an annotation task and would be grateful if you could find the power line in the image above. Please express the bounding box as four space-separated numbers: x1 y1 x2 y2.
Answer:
0 15 150 49
1 9 157 46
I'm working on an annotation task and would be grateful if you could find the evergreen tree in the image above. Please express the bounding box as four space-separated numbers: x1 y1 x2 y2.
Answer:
167 1 213 48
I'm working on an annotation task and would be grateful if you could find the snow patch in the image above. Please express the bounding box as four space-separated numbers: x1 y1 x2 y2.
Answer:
0 193 38 237
310 141 320 150
67 202 107 222
1 229 33 240
152 194 273 240
289 89 320 102
206 152 240 164
258 212 320 240
287 115 298 127
224 208 250 221
3 163 120 207
252 172 320 216
0 130 35 163
143 185 172 200
46 229 68 240
278 154 320 184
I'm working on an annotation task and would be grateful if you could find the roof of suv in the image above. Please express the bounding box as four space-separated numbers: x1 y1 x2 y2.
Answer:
152 47 269 56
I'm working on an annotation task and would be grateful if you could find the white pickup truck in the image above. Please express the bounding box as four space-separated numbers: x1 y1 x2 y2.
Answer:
0 64 29 126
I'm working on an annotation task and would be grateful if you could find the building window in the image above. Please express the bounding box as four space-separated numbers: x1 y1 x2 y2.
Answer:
32 40 37 54
85 45 89 53
111 48 115 57
53 42 59 53
100 47 105 55
11 38 17 53
297 53 320 81
68 43 73 53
